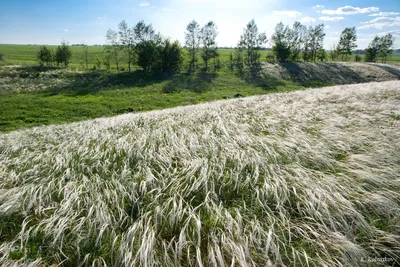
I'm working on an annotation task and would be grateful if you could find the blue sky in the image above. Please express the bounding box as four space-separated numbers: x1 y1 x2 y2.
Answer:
0 0 399 49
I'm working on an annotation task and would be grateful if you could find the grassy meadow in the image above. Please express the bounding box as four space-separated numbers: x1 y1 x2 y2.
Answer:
1 62 400 132
1 44 400 68
0 42 400 266
0 81 399 266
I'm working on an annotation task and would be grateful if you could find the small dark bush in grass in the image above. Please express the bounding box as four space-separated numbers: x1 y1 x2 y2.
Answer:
266 54 275 63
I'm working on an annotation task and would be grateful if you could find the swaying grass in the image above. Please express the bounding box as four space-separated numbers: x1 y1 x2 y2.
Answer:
0 81 399 266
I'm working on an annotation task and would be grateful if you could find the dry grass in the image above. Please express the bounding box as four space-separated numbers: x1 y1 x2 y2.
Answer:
0 81 399 266
262 62 400 84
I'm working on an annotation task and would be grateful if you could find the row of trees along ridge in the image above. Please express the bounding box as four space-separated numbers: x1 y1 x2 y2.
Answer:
35 20 396 72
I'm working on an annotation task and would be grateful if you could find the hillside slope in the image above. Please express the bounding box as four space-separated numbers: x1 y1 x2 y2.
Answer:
0 81 400 266
261 62 400 84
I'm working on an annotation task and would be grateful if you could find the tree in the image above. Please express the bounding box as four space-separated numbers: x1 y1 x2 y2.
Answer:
338 27 357 61
330 44 339 61
95 56 102 69
378 34 394 63
0 53 6 63
54 41 72 67
37 46 54 66
364 36 380 62
135 38 161 71
133 21 162 71
82 43 89 69
213 54 220 71
185 20 201 72
200 21 218 71
288 21 307 61
105 29 122 72
160 39 183 71
119 20 135 72
229 52 234 70
272 22 291 62
317 49 326 61
234 47 244 70
54 46 63 66
364 34 395 63
238 19 267 66
134 20 156 42
302 27 312 61
364 48 377 62
307 24 325 62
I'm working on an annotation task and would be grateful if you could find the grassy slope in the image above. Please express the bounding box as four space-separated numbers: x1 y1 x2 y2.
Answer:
1 62 400 133
0 81 399 266
0 67 302 132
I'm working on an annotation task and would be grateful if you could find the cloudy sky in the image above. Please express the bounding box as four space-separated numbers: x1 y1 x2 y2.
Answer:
0 0 399 49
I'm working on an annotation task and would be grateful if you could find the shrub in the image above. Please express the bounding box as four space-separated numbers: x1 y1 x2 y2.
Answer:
36 46 54 66
355 55 362 62
266 54 275 63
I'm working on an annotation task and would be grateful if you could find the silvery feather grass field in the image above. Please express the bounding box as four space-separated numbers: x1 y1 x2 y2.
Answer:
0 81 399 266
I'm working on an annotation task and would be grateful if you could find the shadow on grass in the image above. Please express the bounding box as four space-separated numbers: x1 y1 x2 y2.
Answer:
16 65 61 72
235 63 286 89
162 72 218 93
48 70 173 96
279 62 368 85
370 63 400 78
0 65 61 78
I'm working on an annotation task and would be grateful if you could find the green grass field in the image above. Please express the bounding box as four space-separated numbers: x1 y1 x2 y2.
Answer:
0 44 105 67
1 44 399 69
1 60 400 132
0 43 399 133
0 67 303 132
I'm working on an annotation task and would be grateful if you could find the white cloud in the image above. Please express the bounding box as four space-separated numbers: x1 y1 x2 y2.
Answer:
139 2 150 7
319 16 344 21
358 17 400 30
272 10 301 18
369 12 400 17
325 25 330 29
361 17 391 24
313 5 324 9
321 6 378 15
64 29 69 32
299 17 316 23
97 17 105 20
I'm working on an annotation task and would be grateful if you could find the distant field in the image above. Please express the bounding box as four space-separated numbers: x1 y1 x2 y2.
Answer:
0 81 399 266
0 44 105 67
1 44 399 69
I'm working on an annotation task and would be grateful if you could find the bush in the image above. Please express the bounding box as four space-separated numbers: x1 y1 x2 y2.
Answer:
354 55 362 62
36 46 54 66
364 48 377 62
55 41 72 67
317 49 327 62
95 56 102 69
272 42 291 62
266 54 275 63
136 40 160 71
159 40 183 71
